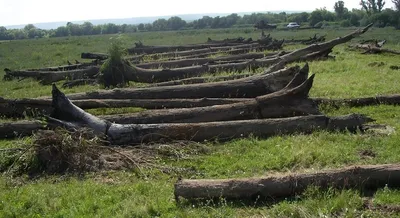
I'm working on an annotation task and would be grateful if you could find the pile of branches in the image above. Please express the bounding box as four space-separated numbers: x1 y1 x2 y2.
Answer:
350 39 400 55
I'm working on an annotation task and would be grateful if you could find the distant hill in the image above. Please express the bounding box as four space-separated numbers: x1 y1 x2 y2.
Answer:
5 11 302 30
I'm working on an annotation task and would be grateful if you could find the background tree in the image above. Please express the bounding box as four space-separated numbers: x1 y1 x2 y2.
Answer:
81 22 93 35
334 1 348 19
393 0 400 11
360 0 385 14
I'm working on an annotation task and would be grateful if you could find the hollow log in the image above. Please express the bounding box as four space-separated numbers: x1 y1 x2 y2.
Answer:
50 83 373 145
99 73 318 124
64 64 304 100
174 164 400 201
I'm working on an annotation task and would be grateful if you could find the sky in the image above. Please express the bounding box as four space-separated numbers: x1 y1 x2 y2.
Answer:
0 0 396 26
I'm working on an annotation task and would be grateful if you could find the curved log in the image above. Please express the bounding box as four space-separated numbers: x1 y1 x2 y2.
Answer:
65 64 305 100
174 164 400 201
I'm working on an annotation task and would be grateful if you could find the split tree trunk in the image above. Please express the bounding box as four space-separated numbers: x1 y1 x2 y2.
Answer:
64 64 304 100
174 164 400 201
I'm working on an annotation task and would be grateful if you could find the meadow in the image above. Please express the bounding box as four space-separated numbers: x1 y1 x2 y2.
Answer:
0 27 400 217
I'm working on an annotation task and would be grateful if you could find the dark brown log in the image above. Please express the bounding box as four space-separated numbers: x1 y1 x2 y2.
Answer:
174 164 400 201
50 81 373 145
3 67 100 85
150 74 251 87
128 42 260 54
146 43 268 59
62 79 98 89
81 52 108 60
64 64 304 100
136 53 267 69
313 94 400 107
100 73 318 124
0 121 45 139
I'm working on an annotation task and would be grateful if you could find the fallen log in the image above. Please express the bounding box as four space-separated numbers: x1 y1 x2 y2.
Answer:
136 52 267 69
0 120 45 139
174 164 400 201
81 52 108 60
64 64 304 100
3 66 100 85
99 72 318 124
128 42 254 54
150 74 251 87
50 83 373 145
62 79 98 89
313 94 400 107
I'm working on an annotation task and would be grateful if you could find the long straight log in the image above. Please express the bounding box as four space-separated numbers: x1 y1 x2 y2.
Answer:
174 164 400 201
65 64 303 100
136 53 267 69
3 67 100 85
150 74 251 87
128 42 260 54
0 121 45 139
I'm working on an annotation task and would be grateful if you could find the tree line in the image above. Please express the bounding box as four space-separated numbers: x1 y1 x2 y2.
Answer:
1 0 399 40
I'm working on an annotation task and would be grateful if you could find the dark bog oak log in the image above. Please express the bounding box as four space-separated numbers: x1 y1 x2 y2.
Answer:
150 74 251 87
50 83 373 145
64 64 304 100
313 94 400 107
136 52 267 69
174 164 400 201
3 67 100 85
62 79 98 88
81 52 108 60
146 43 267 59
100 73 318 124
128 42 253 54
0 121 45 139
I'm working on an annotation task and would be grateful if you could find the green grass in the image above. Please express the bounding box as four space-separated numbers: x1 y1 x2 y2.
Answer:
1 27 400 217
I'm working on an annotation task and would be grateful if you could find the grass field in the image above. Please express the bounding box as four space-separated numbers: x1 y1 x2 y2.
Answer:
1 27 400 217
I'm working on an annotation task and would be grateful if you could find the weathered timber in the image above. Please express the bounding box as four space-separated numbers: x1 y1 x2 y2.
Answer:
64 64 304 100
81 52 108 60
3 66 100 85
174 164 400 201
128 42 255 54
50 83 373 145
150 74 251 87
99 73 318 124
62 79 98 88
136 52 267 69
0 121 45 139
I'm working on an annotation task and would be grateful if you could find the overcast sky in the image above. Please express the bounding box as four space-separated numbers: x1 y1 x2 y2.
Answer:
0 0 396 26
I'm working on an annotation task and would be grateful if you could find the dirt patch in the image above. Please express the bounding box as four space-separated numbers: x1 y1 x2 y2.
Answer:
363 197 400 214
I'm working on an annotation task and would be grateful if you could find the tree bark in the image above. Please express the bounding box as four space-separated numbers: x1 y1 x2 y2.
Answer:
99 73 318 124
64 64 304 100
150 74 251 87
128 42 264 54
0 121 45 139
48 83 373 145
174 164 400 201
3 67 100 85
136 52 267 69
